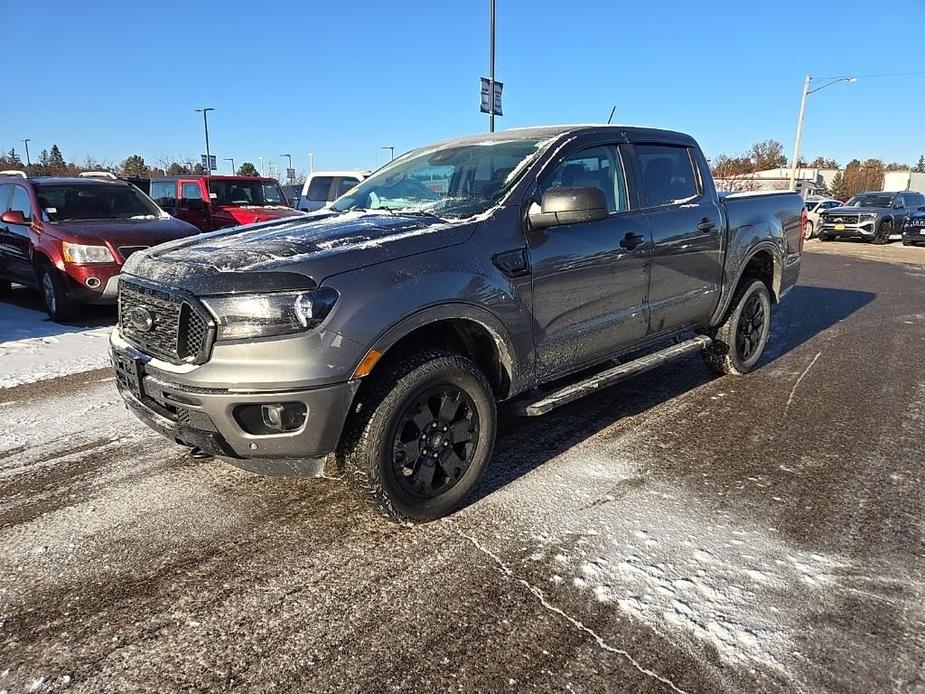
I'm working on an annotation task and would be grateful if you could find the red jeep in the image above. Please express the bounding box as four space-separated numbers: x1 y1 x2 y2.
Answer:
149 175 305 232
0 172 201 320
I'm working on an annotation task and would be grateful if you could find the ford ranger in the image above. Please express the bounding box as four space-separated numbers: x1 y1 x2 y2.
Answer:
111 125 804 521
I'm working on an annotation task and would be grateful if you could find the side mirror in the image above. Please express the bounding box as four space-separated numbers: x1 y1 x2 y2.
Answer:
181 198 206 212
529 187 609 230
0 210 26 225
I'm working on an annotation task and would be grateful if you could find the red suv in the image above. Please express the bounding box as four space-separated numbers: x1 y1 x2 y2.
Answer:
150 175 305 232
0 172 201 320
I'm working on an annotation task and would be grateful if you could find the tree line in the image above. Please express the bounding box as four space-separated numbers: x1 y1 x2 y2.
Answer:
0 145 265 180
711 139 925 196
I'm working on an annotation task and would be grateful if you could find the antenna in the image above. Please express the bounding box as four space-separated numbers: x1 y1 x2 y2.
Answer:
607 105 617 124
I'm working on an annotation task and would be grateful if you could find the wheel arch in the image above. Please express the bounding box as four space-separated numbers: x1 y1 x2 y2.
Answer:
710 244 782 326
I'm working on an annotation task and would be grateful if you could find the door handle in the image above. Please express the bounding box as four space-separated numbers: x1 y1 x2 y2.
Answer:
697 219 717 232
620 232 645 251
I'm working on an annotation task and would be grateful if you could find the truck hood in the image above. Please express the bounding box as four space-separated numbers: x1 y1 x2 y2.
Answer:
822 206 888 216
49 216 201 245
212 204 305 226
124 210 480 294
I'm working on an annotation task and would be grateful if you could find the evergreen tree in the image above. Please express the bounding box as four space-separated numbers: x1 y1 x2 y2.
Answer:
6 148 23 167
48 145 66 174
237 162 260 177
829 171 847 200
121 154 149 178
915 155 925 174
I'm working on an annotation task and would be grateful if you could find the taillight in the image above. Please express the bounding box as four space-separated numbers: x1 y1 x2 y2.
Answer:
799 207 807 253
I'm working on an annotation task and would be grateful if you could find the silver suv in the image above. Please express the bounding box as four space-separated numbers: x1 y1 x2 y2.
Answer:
818 191 925 244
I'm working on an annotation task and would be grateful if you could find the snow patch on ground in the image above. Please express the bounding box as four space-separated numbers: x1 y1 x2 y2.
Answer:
0 295 113 389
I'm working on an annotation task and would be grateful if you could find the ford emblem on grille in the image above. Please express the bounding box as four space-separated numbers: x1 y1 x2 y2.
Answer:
126 306 154 332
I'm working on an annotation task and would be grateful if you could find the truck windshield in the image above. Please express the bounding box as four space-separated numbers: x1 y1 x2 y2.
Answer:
846 194 894 208
36 183 162 222
209 180 287 207
330 138 546 219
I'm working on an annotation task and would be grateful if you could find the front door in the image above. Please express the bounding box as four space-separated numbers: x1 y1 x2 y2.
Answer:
634 143 724 335
0 183 36 284
177 179 212 231
527 144 652 380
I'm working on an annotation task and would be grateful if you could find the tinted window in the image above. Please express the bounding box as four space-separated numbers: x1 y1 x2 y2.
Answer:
822 201 840 208
539 145 628 213
181 182 202 200
11 185 32 220
34 183 161 221
0 184 11 210
151 180 177 208
208 180 286 206
334 177 360 198
909 193 925 207
636 145 699 207
307 176 333 201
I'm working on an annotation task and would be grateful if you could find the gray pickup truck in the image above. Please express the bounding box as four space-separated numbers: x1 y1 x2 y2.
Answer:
111 125 804 521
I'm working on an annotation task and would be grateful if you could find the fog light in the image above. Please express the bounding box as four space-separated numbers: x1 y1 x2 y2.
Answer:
261 403 306 432
85 277 101 288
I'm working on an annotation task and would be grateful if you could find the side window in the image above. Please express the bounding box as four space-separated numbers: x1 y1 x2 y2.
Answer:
151 180 177 208
333 177 359 199
911 193 925 207
307 176 334 201
11 185 33 220
636 144 699 207
823 201 839 209
181 182 202 200
538 145 628 213
0 184 12 211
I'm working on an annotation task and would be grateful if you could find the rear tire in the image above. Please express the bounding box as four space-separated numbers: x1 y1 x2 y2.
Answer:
805 220 815 240
38 263 80 322
702 279 772 376
337 350 497 522
871 220 893 245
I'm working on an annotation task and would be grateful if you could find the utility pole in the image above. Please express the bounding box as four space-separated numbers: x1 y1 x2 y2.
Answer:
488 0 496 133
281 153 292 182
22 139 31 167
195 107 214 176
225 157 235 174
307 152 314 173
788 76 811 192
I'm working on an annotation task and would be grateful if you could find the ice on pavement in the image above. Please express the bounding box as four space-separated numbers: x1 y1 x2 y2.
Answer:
0 291 113 389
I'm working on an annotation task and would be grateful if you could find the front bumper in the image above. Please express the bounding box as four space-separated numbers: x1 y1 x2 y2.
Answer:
65 265 121 303
902 225 925 243
110 338 359 475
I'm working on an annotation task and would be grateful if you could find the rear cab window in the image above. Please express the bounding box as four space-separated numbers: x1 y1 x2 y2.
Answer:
636 144 700 207
307 176 334 202
151 180 178 209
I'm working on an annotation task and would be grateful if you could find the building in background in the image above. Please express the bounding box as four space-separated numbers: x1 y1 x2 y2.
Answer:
882 170 925 194
714 167 839 196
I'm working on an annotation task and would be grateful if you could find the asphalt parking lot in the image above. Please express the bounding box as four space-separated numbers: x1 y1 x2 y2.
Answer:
1 243 923 693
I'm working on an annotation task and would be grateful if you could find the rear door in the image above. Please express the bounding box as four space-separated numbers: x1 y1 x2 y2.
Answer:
1 184 36 284
527 143 652 379
0 183 16 282
632 143 723 335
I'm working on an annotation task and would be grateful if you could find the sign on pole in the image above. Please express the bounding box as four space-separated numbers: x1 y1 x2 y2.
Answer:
286 168 296 180
480 77 503 117
201 154 217 171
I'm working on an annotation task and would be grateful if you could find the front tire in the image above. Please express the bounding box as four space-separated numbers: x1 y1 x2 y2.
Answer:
872 220 893 245
337 350 497 522
39 263 80 322
703 279 772 376
805 220 815 239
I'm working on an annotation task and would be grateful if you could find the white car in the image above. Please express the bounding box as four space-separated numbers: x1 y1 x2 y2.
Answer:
804 198 842 239
298 171 368 212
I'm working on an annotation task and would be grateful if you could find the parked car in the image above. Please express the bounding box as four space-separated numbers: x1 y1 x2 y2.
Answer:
0 171 200 320
297 171 368 212
803 197 841 239
150 175 305 232
110 125 804 521
818 190 925 244
901 210 925 246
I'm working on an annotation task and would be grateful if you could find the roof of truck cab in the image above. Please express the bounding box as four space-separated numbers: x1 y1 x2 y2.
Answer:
421 125 696 150
150 175 281 183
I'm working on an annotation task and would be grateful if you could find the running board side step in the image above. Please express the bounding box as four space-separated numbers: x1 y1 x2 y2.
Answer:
512 335 713 417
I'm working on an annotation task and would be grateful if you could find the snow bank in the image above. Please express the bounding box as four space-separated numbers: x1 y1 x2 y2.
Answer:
0 292 113 389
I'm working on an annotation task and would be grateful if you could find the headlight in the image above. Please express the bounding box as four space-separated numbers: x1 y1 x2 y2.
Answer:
201 288 338 340
61 242 115 264
862 213 878 220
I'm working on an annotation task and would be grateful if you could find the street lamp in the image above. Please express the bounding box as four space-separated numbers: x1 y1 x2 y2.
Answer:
788 75 856 191
195 107 215 175
307 152 314 173
381 146 395 162
22 139 31 167
224 157 235 174
280 153 292 181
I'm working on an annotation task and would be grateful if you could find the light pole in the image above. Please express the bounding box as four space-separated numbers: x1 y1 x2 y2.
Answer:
488 0 496 133
788 75 855 191
381 146 395 162
22 139 31 167
307 152 314 173
225 157 235 174
195 107 214 175
281 153 292 182
258 156 264 176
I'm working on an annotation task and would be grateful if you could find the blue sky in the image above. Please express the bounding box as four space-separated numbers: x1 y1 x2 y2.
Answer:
3 0 924 175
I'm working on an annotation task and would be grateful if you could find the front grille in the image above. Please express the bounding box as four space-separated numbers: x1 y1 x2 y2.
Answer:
119 280 212 364
824 214 860 225
118 245 148 261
